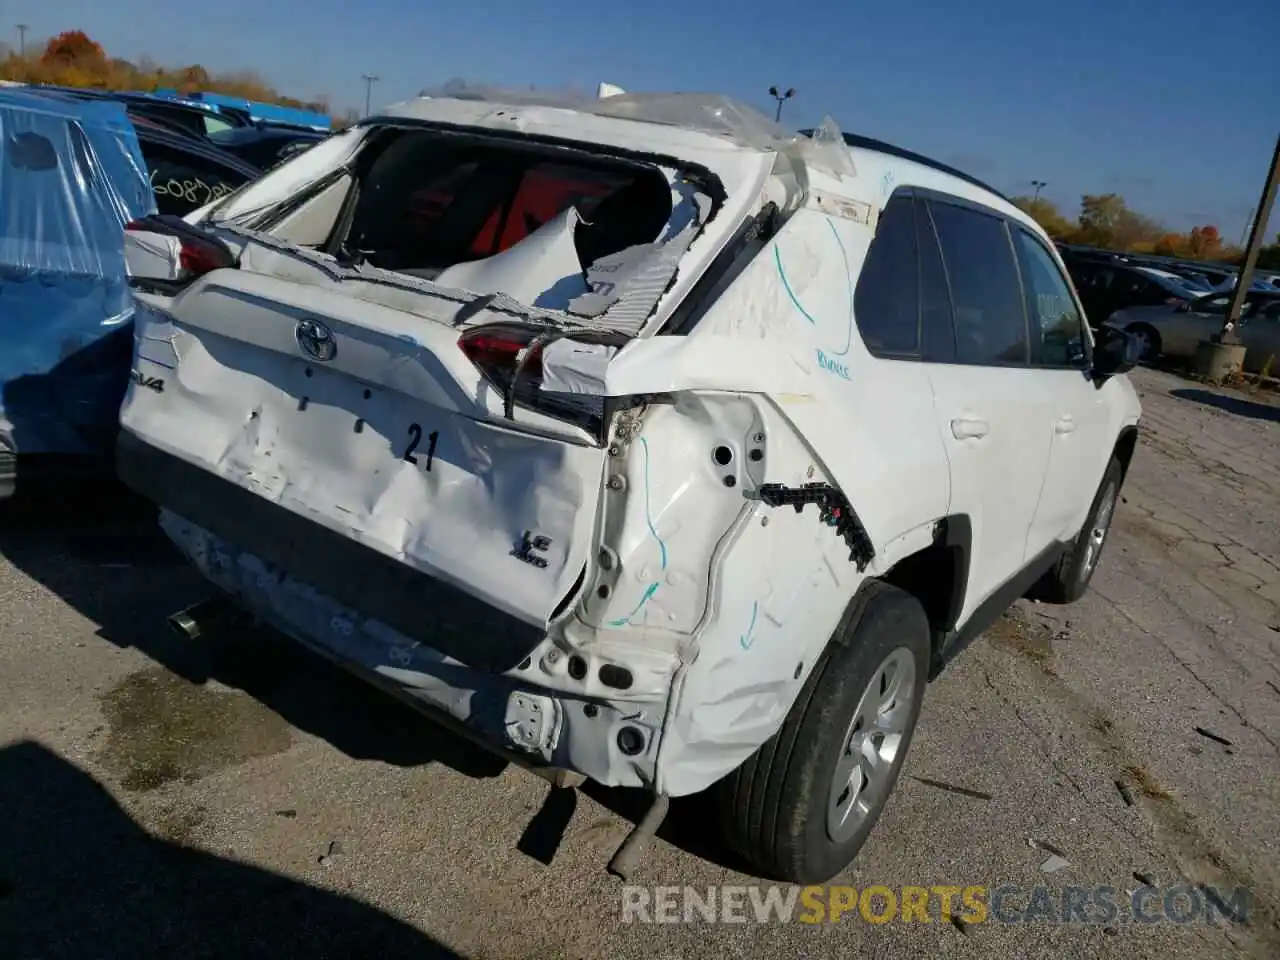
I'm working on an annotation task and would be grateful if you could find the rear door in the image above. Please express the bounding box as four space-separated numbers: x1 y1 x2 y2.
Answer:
1014 227 1113 547
916 194 1056 619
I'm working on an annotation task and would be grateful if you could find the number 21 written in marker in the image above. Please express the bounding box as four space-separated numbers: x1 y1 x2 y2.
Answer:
402 423 439 470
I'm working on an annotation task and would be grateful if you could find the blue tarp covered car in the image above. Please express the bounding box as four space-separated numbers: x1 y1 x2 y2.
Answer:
0 90 156 497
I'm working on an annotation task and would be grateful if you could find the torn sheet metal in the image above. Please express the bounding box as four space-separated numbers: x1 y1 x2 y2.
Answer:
556 334 815 398
0 90 155 456
409 83 859 180
124 229 183 281
566 189 711 329
540 340 618 395
433 206 587 309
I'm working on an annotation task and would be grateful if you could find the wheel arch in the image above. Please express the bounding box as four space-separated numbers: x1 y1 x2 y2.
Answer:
879 514 971 662
1113 424 1139 484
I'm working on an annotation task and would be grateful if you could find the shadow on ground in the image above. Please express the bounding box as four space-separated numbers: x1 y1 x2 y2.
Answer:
0 741 464 960
1170 387 1280 424
0 487 503 777
0 487 745 875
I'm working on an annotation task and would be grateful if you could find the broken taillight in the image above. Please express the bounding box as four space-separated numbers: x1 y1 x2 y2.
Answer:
458 325 544 382
458 324 623 440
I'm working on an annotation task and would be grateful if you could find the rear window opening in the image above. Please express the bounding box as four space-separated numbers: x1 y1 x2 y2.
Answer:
290 126 718 322
334 128 676 274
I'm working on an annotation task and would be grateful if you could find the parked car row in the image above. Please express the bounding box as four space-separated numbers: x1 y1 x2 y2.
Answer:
1104 292 1280 373
11 84 328 196
1053 243 1280 371
1057 242 1280 299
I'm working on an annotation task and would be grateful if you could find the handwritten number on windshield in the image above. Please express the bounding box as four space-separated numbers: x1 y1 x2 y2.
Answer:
148 168 235 206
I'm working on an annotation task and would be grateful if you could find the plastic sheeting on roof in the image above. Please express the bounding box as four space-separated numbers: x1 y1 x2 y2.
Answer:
414 82 857 179
0 90 156 457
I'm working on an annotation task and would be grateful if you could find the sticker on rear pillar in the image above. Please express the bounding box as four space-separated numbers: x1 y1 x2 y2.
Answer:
773 220 856 381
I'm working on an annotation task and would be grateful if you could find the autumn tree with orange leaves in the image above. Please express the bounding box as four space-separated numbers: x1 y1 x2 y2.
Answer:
0 29 332 116
1010 193 1243 264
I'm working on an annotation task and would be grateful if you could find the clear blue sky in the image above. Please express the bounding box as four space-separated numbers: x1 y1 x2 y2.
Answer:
7 0 1278 237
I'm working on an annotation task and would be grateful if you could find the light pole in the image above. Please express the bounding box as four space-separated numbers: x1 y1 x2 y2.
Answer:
1219 133 1280 343
1031 180 1047 200
16 23 28 57
361 73 380 117
768 85 795 124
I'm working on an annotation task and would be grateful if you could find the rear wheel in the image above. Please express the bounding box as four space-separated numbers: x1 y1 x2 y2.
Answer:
1028 456 1122 604
716 580 931 883
1126 323 1161 362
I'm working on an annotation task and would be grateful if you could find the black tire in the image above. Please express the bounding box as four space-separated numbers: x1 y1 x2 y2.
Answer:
716 580 931 883
1027 456 1123 604
1126 323 1161 362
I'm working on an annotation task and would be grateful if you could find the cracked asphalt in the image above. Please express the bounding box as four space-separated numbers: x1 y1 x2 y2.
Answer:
1 367 1278 959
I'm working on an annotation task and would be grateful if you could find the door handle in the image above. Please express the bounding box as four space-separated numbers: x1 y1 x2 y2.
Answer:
1055 415 1076 435
950 417 990 440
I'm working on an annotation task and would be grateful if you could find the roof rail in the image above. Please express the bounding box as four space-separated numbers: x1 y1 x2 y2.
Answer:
799 129 1011 203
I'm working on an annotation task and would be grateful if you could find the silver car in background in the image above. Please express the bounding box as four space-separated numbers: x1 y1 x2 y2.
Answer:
1104 293 1280 373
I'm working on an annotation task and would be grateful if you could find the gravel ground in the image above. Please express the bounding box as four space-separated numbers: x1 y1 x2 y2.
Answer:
1 367 1278 960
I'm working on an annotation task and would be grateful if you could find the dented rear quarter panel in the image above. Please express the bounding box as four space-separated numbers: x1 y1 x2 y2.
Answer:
587 173 953 795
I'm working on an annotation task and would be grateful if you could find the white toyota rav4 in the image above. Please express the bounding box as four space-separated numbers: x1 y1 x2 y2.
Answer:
118 88 1142 883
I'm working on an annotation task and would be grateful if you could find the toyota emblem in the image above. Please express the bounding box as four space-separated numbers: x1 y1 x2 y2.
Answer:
295 318 337 362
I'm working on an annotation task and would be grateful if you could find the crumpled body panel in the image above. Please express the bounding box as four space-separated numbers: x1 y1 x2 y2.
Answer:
160 509 663 789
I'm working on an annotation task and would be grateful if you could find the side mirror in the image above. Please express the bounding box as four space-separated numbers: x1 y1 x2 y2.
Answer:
1092 326 1140 380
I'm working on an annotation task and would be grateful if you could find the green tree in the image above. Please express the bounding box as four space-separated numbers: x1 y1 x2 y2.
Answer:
1074 193 1164 251
1254 233 1280 271
1010 196 1075 239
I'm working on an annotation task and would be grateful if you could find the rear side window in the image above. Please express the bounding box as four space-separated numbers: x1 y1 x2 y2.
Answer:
853 195 919 355
915 199 957 362
927 200 1029 365
138 141 252 216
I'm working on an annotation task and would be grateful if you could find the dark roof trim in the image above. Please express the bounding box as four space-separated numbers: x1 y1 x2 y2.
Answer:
797 129 1010 203
135 124 263 178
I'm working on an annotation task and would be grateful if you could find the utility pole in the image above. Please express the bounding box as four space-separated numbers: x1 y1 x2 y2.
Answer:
1219 133 1280 343
361 73 380 117
1239 207 1256 248
16 23 28 57
1031 180 1047 200
768 85 795 124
